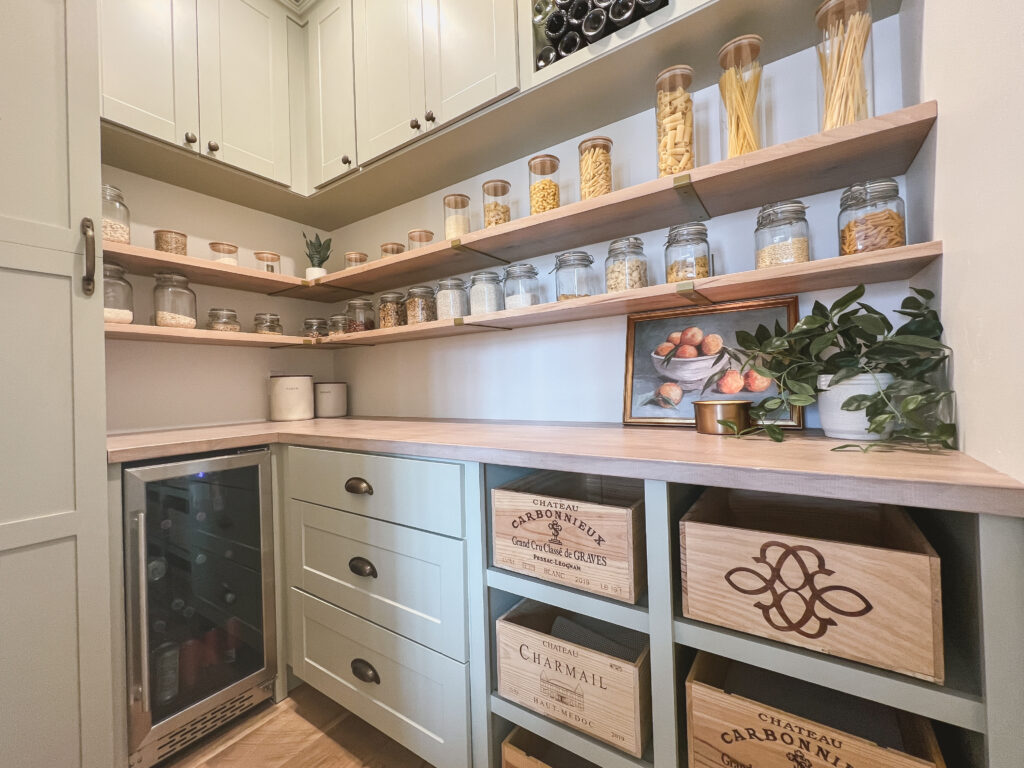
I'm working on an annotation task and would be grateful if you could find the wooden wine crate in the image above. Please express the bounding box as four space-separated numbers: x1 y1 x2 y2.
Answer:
492 472 645 603
686 653 947 768
496 599 652 758
501 727 599 768
680 488 944 682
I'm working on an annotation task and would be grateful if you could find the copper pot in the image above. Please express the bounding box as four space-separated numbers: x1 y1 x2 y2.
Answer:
693 399 751 435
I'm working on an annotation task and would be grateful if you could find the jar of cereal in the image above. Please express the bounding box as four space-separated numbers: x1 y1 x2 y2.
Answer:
378 292 406 328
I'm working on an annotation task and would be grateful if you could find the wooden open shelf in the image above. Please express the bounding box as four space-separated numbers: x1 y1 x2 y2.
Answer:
104 323 314 348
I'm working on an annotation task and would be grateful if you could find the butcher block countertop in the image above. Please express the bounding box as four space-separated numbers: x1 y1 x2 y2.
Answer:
107 418 1024 517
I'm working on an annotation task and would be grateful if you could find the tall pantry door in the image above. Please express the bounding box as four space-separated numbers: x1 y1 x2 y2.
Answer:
0 2 114 767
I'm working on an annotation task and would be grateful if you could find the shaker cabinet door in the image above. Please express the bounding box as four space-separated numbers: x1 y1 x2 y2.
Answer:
99 0 200 150
197 0 292 184
308 0 358 186
422 0 518 127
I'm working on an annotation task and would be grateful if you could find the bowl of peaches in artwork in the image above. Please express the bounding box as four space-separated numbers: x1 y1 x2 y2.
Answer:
648 325 732 389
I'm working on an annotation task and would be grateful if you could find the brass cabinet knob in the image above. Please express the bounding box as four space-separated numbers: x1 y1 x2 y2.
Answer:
425 110 435 123
409 118 421 130
184 131 198 144
207 140 220 152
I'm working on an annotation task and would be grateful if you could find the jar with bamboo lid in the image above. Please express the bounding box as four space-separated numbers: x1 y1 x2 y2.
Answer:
380 242 405 258
578 137 612 200
655 65 695 177
718 35 765 159
254 251 281 273
482 180 511 227
208 241 238 265
838 178 906 255
344 251 369 269
816 0 874 131
528 155 560 214
408 229 433 250
443 193 471 239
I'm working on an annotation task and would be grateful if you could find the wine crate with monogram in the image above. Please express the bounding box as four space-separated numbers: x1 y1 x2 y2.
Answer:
686 653 947 768
680 488 944 682
496 599 652 757
492 472 645 603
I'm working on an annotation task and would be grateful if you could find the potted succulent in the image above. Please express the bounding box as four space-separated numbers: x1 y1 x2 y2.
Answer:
704 285 956 449
302 231 332 279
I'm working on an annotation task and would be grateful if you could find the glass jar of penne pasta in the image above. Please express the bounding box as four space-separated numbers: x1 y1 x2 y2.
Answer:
655 64 695 177
718 34 765 159
838 178 906 255
816 0 874 130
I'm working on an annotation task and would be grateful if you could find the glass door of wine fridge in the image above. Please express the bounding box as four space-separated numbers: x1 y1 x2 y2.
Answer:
123 449 276 768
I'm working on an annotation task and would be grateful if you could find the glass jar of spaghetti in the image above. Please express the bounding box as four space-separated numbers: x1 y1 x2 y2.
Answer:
838 178 906 255
718 34 764 159
816 0 874 130
655 64 694 177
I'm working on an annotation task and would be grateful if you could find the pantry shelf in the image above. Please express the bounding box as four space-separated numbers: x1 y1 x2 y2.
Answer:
104 323 314 348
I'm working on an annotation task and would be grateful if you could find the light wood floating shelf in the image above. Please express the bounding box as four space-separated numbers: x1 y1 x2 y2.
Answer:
104 323 314 348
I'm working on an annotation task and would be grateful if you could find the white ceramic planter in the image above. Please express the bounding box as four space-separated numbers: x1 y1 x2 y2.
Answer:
816 373 895 440
305 266 327 279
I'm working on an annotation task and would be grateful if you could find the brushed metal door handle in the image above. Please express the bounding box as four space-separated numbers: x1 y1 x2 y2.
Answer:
350 658 380 684
81 218 96 295
344 477 373 495
348 556 378 578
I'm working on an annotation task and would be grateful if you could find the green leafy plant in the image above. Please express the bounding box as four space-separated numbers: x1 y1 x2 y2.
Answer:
302 231 332 268
702 285 957 450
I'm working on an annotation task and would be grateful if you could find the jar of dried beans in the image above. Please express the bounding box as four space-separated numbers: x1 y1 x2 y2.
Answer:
718 34 764 159
328 313 350 335
578 136 612 200
664 222 712 282
816 0 874 130
405 286 437 325
656 64 695 177
346 299 376 332
254 312 283 335
101 184 131 243
378 292 406 328
838 178 906 255
153 273 197 328
483 180 512 227
528 155 560 214
302 318 329 338
103 262 134 324
605 237 650 292
755 201 811 269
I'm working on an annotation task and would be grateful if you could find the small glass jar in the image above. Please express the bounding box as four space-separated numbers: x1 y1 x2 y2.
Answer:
153 273 197 328
102 262 134 324
254 312 284 335
838 178 906 255
302 317 329 338
328 313 351 335
443 193 472 239
469 271 504 314
504 263 541 309
528 155 560 214
436 278 470 320
483 180 512 227
665 222 712 282
605 237 650 292
345 251 369 269
579 137 612 200
555 251 600 300
381 242 405 258
816 0 874 131
346 298 376 332
254 251 281 273
655 64 695 177
209 242 238 265
154 229 187 255
405 286 437 325
718 34 765 159
207 308 241 332
378 292 406 328
408 229 434 250
755 201 811 269
101 184 131 243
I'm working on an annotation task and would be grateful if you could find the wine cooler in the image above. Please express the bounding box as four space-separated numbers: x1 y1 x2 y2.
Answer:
123 449 276 767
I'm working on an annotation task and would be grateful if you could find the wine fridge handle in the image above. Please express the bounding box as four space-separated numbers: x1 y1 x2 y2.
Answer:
136 511 151 714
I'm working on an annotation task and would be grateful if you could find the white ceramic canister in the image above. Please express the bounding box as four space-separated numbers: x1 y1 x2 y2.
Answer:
269 375 314 421
314 381 348 418
816 372 895 440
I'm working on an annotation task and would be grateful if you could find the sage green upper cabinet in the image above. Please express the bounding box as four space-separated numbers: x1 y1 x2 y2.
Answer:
308 0 358 186
99 0 200 150
197 0 292 184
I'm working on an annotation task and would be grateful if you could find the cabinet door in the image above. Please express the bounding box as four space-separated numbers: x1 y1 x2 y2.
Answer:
0 2 114 768
308 0 358 186
197 0 291 183
422 0 518 127
353 0 426 162
99 0 200 149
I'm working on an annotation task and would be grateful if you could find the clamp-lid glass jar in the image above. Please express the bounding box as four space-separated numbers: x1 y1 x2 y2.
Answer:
469 271 504 314
378 292 406 328
436 278 470 320
816 0 874 130
346 298 376 332
838 178 906 255
328 313 351 335
101 184 131 244
103 262 134 323
555 251 600 300
605 236 650 292
755 201 811 269
405 286 437 325
254 312 283 335
656 64 695 177
665 222 712 282
718 34 764 159
483 180 512 227
579 137 612 200
207 308 241 332
528 155 560 214
443 194 471 239
153 273 197 328
504 263 541 309
302 317 328 338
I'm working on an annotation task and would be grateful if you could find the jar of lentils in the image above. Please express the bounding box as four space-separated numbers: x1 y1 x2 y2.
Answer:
207 308 241 332
554 251 600 300
469 271 504 314
755 200 811 269
328 313 350 336
504 263 541 309
436 278 469 320
346 298 376 332
254 312 283 335
838 178 906 255
378 292 405 328
405 286 437 325
605 237 650 292
302 317 328 338
665 222 712 282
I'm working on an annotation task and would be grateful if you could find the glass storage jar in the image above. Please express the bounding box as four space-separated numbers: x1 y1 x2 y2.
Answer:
504 263 541 309
656 64 695 177
405 286 437 325
102 262 134 324
207 308 241 332
528 155 560 214
436 278 470 320
605 237 650 292
665 222 712 282
408 229 434 250
208 242 237 265
381 242 405 258
328 313 350 335
816 0 873 130
555 251 600 300
469 271 504 314
153 273 197 328
101 184 131 243
345 251 369 269
302 317 328 338
755 200 811 269
483 180 512 227
154 229 187 256
838 178 906 255
254 312 283 335
579 137 612 200
378 292 406 328
346 299 376 332
443 194 472 239
718 34 764 159
254 251 281 273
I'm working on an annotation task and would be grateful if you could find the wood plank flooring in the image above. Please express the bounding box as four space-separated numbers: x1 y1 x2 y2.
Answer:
163 685 433 768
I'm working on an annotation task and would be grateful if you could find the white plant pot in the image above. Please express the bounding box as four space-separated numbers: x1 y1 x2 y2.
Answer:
305 267 327 279
816 373 895 441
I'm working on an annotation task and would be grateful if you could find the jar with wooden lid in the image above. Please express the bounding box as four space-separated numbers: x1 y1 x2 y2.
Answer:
656 65 695 176
665 222 712 282
605 237 650 292
504 263 541 309
816 0 874 130
209 241 238 265
470 271 504 314
328 313 350 335
254 251 280 273
443 193 471 239
555 251 600 300
207 308 241 332
154 229 187 255
838 178 906 255
153 273 197 328
579 137 612 200
378 292 406 328
408 229 433 250
405 286 437 325
483 180 512 227
346 298 376 332
254 312 283 335
755 201 811 269
101 184 131 243
380 242 405 258
718 35 764 159
528 155 560 214
436 278 470 320
302 317 328 338
345 251 369 269
103 262 134 324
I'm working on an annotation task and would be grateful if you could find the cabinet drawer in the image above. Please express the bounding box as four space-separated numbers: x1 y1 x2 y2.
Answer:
286 447 464 537
288 500 467 661
290 589 470 768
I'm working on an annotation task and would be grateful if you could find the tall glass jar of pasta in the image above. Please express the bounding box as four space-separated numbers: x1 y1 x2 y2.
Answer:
718 35 764 158
655 65 695 177
816 0 874 130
